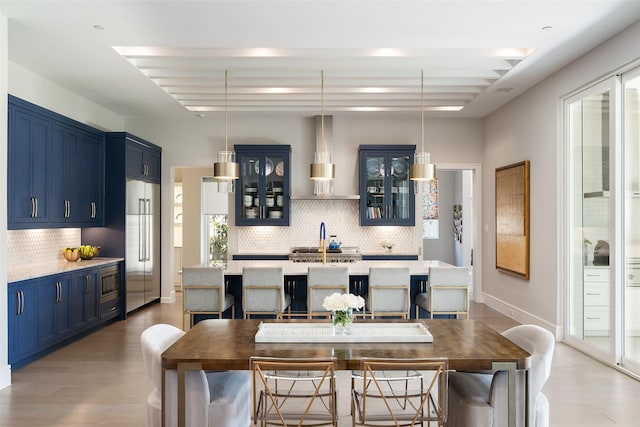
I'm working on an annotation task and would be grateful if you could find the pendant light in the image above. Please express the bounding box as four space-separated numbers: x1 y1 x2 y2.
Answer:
213 70 239 192
410 70 436 193
310 70 335 195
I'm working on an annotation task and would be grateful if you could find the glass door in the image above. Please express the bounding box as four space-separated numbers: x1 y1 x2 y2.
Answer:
623 70 640 373
566 79 614 357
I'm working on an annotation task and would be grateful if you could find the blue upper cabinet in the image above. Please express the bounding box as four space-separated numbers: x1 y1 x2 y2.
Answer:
7 95 105 229
125 135 161 183
234 145 291 226
8 102 51 226
359 145 415 226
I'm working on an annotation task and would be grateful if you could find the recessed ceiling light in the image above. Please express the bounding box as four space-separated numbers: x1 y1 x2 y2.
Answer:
93 24 104 30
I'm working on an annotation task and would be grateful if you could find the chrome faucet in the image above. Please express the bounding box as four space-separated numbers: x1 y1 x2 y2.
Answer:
319 222 327 265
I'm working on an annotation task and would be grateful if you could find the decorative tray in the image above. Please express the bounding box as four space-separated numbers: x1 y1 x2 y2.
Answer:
255 322 433 343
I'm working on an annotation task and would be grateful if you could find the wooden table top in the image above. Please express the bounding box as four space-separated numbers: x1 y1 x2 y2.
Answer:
162 319 531 372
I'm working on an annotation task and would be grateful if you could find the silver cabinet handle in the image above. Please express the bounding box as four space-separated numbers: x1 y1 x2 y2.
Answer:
35 197 38 218
86 275 90 294
106 306 117 313
21 291 24 314
90 202 96 219
30 197 35 218
16 291 21 315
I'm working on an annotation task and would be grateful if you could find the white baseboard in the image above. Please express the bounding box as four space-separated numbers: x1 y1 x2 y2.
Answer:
0 363 11 390
161 290 176 304
479 292 562 339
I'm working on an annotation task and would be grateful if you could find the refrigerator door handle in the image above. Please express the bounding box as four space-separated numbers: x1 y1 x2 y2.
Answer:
146 198 152 261
138 198 144 261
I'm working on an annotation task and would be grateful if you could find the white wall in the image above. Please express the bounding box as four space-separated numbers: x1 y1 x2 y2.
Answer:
1 14 11 390
482 19 640 333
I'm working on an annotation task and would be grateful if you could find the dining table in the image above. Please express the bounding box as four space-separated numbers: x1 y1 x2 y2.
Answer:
161 318 531 427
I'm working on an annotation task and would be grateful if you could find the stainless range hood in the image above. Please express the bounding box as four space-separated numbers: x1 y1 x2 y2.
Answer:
293 115 360 200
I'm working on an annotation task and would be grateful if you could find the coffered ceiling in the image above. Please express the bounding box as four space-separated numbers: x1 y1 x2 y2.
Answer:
3 1 640 118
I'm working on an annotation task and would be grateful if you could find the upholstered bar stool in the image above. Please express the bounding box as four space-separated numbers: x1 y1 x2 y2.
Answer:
242 267 291 319
306 266 350 319
366 267 411 319
415 266 470 319
182 267 235 330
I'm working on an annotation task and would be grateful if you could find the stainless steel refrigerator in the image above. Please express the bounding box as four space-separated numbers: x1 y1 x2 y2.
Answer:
125 179 160 312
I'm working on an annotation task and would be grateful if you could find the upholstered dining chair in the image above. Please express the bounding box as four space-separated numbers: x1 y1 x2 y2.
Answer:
415 266 471 319
351 357 449 427
242 267 291 319
251 357 338 427
140 323 251 427
366 267 411 318
306 266 350 318
445 324 555 427
182 267 235 329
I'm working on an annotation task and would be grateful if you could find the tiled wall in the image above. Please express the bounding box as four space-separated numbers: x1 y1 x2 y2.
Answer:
7 228 81 267
237 199 416 253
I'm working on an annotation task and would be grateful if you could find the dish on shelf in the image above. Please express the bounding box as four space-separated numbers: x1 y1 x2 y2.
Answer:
366 158 383 177
391 159 408 178
275 161 284 176
256 159 274 176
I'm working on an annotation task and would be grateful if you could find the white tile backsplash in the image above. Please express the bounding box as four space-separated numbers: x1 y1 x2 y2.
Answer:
8 228 81 267
237 199 416 253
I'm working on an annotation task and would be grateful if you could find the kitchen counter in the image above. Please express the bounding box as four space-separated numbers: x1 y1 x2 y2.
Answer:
198 259 452 276
8 257 124 283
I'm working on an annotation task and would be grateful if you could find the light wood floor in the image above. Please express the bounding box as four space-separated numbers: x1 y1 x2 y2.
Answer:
1 296 640 426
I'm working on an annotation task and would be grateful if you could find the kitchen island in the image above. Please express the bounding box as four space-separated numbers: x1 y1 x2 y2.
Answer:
188 259 455 320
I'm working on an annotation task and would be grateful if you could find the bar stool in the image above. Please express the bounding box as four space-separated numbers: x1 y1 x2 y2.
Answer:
242 267 291 319
182 267 235 329
366 267 411 318
307 266 350 319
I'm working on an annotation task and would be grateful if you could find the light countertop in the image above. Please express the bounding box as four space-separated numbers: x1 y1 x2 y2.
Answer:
8 257 124 283
193 259 451 276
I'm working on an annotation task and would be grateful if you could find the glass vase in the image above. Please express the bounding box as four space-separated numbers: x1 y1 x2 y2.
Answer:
332 308 354 335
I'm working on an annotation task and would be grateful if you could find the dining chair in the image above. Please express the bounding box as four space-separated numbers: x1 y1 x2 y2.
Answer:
182 267 235 329
367 267 411 318
445 324 555 427
251 357 338 427
140 323 251 427
306 266 350 318
415 267 471 319
242 267 291 319
351 357 449 427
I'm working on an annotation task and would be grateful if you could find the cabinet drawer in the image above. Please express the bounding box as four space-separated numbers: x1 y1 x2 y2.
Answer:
584 306 609 330
584 282 609 306
584 268 608 281
100 299 120 320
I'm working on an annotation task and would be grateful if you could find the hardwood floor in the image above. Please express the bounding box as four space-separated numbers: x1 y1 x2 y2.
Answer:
1 296 640 426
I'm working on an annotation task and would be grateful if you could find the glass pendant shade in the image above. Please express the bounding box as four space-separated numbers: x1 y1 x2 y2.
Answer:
213 150 238 193
411 152 436 193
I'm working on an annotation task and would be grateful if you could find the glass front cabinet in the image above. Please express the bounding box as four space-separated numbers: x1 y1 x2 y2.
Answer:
235 145 291 226
359 145 415 226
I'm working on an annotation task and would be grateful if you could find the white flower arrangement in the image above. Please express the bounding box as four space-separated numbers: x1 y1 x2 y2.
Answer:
322 292 365 312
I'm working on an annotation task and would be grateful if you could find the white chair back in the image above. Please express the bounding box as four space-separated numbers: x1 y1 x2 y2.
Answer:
242 267 289 317
368 267 411 317
307 266 349 316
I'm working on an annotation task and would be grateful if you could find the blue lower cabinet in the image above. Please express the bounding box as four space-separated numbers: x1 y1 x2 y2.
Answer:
37 274 73 347
286 275 308 315
8 264 121 370
349 276 368 298
8 281 38 366
411 275 428 319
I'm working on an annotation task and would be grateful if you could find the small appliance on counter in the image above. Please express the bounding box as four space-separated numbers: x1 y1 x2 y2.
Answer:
593 240 610 266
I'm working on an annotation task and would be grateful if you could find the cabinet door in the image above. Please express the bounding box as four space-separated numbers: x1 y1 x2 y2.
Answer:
72 269 100 330
359 146 415 226
8 107 51 227
126 141 146 179
235 145 290 226
50 124 80 224
143 148 162 183
8 282 39 364
38 275 72 347
77 132 105 225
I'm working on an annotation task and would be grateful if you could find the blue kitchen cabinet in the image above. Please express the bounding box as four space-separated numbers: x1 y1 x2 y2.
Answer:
50 123 80 224
77 131 105 225
71 268 100 331
8 95 105 229
234 145 291 226
359 145 415 226
37 274 72 348
125 135 161 183
7 281 39 365
8 101 51 227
